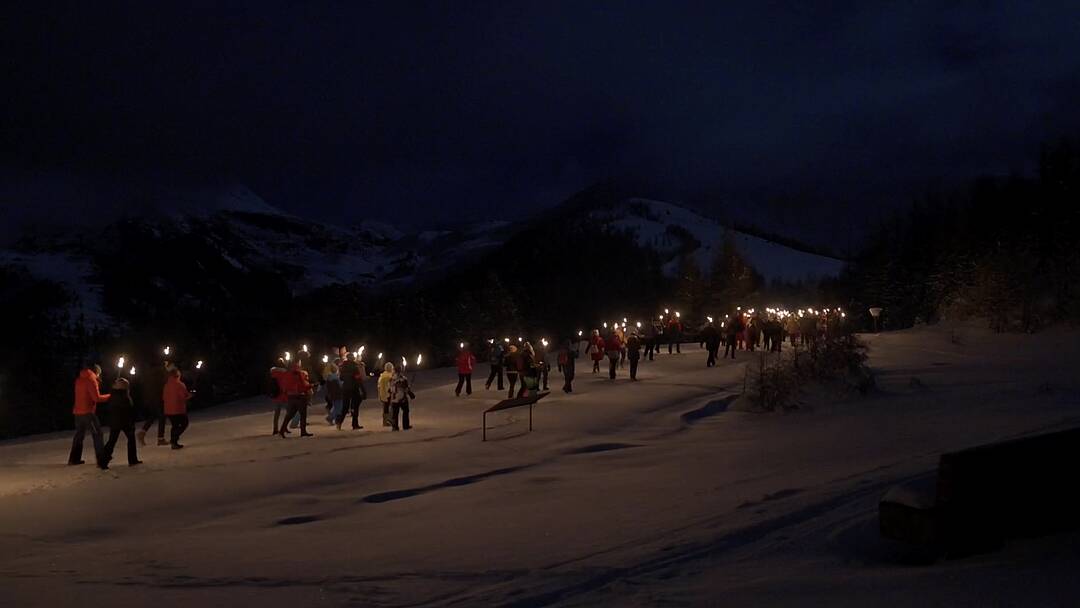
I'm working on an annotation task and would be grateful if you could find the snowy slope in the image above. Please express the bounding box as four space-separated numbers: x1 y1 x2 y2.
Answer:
0 184 512 327
1 324 1079 606
1 180 843 330
599 198 845 282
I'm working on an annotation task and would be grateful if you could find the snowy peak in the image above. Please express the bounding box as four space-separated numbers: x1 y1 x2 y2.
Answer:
589 198 845 283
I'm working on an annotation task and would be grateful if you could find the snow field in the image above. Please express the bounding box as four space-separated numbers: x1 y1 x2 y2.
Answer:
2 325 1079 606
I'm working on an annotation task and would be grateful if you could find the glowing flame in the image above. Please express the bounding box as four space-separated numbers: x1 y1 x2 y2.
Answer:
163 346 170 356
284 351 291 362
196 360 204 369
116 356 125 369
707 316 713 323
578 330 583 337
302 344 308 353
377 352 383 360
128 366 136 376
322 355 329 363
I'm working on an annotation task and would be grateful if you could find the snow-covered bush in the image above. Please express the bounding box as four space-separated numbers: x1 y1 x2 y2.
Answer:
745 333 873 411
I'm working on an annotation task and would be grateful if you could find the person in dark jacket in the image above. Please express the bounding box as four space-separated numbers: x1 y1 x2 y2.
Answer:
69 364 111 469
269 358 291 435
643 322 655 360
338 353 367 430
520 342 539 398
388 369 415 431
535 340 551 391
558 339 578 393
138 360 172 447
724 315 742 360
747 316 762 352
104 377 141 466
484 340 505 391
504 345 522 399
764 317 784 352
626 332 642 380
700 322 721 367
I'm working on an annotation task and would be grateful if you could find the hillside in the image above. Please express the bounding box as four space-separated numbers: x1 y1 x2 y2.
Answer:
0 182 843 329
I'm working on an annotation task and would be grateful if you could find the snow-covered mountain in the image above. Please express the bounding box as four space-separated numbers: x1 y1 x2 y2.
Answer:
595 198 845 282
0 183 516 327
0 182 844 329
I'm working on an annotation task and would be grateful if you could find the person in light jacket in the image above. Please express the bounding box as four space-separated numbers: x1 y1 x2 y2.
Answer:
378 363 394 427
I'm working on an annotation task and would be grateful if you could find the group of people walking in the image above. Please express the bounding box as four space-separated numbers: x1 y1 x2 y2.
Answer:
269 347 417 437
69 361 192 470
66 307 844 468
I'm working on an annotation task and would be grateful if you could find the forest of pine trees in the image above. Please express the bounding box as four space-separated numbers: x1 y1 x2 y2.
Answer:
844 139 1080 332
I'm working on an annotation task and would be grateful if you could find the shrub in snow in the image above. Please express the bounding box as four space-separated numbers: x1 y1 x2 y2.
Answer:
745 332 873 411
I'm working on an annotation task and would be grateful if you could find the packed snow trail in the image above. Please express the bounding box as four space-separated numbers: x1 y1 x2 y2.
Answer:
2 326 1080 607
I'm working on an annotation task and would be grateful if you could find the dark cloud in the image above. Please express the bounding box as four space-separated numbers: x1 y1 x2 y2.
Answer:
3 1 1080 230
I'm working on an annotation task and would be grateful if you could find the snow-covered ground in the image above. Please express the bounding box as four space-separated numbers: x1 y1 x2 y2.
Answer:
2 324 1079 607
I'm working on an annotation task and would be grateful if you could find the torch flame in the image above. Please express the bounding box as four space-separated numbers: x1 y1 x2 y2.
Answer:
196 360 204 369
117 356 125 369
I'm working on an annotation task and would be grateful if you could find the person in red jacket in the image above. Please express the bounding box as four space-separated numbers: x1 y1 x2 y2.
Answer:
275 360 314 438
586 330 605 374
667 317 683 354
604 331 623 380
163 368 193 449
68 364 111 468
455 343 476 397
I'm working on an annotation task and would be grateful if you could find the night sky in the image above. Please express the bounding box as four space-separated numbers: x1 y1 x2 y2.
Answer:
5 1 1080 229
